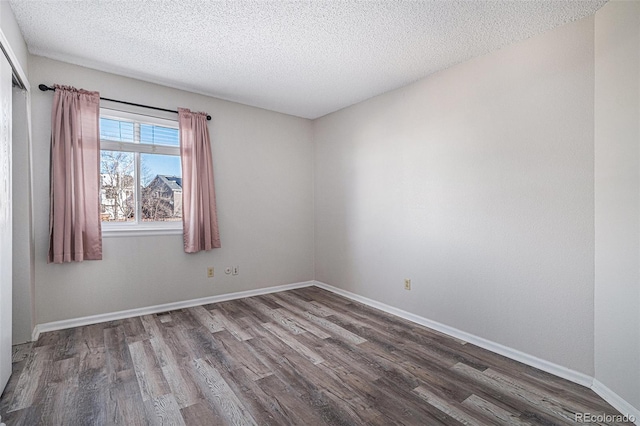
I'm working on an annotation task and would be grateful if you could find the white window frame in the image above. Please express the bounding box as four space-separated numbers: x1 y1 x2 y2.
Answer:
99 108 183 237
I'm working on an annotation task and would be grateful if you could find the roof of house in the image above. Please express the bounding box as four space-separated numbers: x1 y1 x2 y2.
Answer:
154 175 182 191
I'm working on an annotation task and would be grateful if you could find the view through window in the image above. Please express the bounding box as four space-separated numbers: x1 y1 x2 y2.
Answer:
99 110 182 229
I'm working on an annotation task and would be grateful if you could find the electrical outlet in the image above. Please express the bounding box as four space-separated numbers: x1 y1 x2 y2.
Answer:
232 266 239 276
225 267 232 275
207 267 214 278
404 279 411 290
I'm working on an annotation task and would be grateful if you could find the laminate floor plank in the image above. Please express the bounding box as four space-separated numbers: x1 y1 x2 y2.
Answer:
18 358 78 425
0 351 30 415
261 322 324 365
7 345 53 412
366 376 456 426
487 362 616 414
271 291 341 318
206 300 247 320
302 311 367 345
330 311 493 373
144 393 186 426
253 373 328 426
190 306 225 334
483 368 602 416
243 297 307 335
140 314 165 340
293 287 351 307
402 359 557 424
243 328 318 396
180 399 226 425
45 357 80 426
461 394 533 426
413 384 497 426
214 330 273 381
80 322 108 352
245 328 365 425
312 359 387 424
184 327 242 376
122 316 150 344
107 368 149 426
1 288 632 425
175 323 225 363
104 326 133 378
10 344 32 364
452 363 580 425
213 310 254 342
73 345 109 426
273 307 333 339
149 334 201 409
128 339 171 402
190 357 257 426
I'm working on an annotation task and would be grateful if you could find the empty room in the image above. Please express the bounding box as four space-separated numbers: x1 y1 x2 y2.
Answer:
0 0 638 424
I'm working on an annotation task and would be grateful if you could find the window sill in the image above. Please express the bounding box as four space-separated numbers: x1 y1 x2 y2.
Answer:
102 226 183 238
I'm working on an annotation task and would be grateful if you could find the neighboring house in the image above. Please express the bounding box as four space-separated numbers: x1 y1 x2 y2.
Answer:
142 175 182 221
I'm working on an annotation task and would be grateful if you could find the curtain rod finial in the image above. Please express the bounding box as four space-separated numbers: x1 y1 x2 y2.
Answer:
39 84 53 92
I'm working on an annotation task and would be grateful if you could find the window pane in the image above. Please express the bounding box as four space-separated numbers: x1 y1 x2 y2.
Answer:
141 154 182 222
100 118 135 142
140 124 179 146
100 150 135 222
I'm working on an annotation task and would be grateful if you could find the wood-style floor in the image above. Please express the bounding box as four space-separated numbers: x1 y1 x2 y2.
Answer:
0 287 630 425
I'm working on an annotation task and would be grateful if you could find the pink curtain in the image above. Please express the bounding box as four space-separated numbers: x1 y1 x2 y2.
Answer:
48 85 102 263
179 108 221 253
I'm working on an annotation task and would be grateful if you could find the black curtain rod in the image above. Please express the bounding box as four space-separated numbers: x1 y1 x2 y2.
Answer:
38 84 212 121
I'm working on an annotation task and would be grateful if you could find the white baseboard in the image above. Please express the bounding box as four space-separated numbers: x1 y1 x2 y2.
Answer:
31 280 314 341
591 380 640 425
29 278 638 424
313 280 593 387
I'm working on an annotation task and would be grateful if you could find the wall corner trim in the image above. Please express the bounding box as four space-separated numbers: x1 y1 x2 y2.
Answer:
31 280 315 341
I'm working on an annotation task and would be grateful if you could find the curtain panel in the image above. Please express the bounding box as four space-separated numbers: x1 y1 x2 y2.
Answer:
179 108 221 253
48 85 102 263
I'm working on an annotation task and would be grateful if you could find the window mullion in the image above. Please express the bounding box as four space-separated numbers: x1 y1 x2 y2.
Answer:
135 151 141 225
134 121 142 225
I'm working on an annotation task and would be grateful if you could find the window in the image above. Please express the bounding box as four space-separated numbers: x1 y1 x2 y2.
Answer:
99 109 182 236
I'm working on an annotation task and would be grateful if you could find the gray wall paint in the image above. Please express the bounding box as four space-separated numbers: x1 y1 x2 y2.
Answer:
29 56 314 324
0 1 28 76
314 16 596 375
11 86 33 344
594 0 640 409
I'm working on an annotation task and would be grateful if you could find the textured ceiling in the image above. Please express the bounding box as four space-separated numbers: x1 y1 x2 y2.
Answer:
10 0 606 119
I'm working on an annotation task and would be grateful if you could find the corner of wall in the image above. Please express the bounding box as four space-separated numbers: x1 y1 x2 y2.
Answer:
593 0 640 416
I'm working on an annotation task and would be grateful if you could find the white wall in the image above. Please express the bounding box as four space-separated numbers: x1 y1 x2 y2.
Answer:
594 0 640 411
314 16 596 375
29 56 314 324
